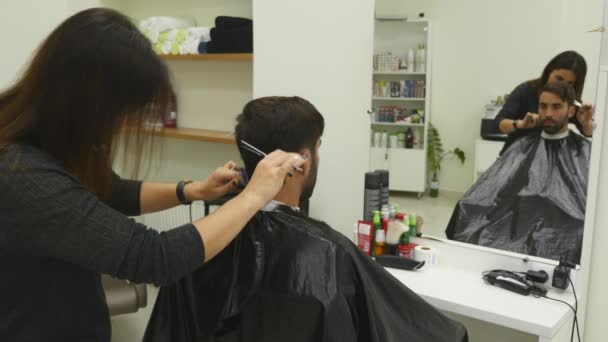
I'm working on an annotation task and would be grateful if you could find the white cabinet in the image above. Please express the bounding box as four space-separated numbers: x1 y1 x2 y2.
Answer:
370 147 389 171
370 147 426 193
389 148 426 192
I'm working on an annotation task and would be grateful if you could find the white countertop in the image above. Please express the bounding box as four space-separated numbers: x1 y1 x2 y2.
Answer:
384 238 576 338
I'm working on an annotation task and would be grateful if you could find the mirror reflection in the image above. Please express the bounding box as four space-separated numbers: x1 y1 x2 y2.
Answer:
370 2 603 266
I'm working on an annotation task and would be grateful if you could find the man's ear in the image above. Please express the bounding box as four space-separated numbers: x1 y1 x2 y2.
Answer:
568 104 577 118
298 148 313 176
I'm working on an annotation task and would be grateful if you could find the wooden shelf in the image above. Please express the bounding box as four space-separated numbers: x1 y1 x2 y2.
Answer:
372 97 425 102
127 126 235 145
374 71 425 75
159 53 253 61
372 122 424 127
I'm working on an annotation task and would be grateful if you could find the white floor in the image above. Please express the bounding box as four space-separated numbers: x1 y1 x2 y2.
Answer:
390 190 463 239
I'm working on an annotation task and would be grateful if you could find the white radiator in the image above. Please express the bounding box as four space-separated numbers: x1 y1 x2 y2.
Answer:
138 202 213 232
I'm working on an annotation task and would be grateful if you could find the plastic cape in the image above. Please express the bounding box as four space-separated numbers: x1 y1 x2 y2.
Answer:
445 132 590 264
144 205 468 342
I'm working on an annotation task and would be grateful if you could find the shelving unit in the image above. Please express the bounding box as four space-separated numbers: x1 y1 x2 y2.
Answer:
369 18 432 195
125 126 236 144
159 53 253 61
373 71 425 76
372 97 425 102
371 122 424 127
100 1 254 145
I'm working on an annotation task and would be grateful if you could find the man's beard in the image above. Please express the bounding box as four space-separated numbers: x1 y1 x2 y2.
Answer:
541 116 569 134
300 155 318 203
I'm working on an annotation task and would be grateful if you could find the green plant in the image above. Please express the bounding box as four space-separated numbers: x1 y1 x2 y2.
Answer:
427 123 466 182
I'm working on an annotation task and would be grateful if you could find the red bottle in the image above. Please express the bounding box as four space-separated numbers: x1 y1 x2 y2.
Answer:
163 91 177 128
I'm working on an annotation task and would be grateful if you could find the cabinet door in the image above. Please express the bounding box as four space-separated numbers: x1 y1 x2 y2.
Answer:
370 147 389 171
388 148 426 192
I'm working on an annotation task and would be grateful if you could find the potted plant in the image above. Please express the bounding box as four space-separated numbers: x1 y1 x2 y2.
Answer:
427 123 466 197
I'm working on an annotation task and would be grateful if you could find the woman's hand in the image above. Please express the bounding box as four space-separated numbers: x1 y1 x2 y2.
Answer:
576 103 594 137
517 112 540 129
186 161 242 202
240 150 307 209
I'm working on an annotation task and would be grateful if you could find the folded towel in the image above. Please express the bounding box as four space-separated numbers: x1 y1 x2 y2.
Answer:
207 25 253 53
139 16 196 33
214 16 252 30
161 40 172 55
144 26 212 55
198 41 208 54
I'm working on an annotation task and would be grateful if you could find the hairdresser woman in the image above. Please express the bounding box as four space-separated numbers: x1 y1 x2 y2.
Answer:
496 50 594 154
0 8 305 342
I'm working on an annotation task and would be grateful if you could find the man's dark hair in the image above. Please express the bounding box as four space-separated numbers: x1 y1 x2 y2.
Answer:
540 82 576 106
235 96 324 178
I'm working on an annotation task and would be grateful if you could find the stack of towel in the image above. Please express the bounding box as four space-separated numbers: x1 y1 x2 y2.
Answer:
139 17 211 55
204 16 253 53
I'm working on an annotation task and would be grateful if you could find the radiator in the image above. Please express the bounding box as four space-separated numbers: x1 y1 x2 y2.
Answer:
137 202 214 232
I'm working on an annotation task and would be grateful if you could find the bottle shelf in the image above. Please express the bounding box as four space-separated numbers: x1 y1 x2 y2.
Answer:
372 97 425 102
371 122 424 127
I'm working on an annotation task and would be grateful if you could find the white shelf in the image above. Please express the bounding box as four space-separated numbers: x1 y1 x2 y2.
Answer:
371 122 424 127
374 71 426 76
372 97 425 102
375 17 429 23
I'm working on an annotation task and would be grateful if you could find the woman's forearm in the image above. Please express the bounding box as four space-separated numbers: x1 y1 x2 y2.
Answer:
193 191 264 262
140 181 200 214
499 119 516 134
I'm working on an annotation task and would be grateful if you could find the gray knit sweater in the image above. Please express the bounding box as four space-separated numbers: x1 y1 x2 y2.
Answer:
0 144 204 341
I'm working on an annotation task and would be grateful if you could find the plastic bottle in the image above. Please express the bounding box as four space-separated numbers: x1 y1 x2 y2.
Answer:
363 172 382 221
410 213 417 238
375 229 386 256
417 44 426 73
373 131 381 147
389 203 396 219
381 205 390 220
381 131 389 148
405 128 414 149
163 91 178 128
398 214 411 257
407 48 415 72
372 210 382 257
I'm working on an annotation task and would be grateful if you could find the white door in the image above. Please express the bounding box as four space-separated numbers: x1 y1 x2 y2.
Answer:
253 0 375 236
370 147 389 171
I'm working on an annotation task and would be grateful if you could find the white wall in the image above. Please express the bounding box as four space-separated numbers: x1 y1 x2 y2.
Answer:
101 0 252 25
253 0 375 238
377 0 602 192
0 1 67 89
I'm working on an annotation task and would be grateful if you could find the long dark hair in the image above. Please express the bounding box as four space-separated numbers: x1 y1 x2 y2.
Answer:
531 50 587 100
0 8 171 199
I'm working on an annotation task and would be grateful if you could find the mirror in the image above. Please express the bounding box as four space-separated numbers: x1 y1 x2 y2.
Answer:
371 0 605 266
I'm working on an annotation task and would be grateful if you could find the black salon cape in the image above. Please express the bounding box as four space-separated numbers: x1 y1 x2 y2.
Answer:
144 206 467 342
446 132 590 264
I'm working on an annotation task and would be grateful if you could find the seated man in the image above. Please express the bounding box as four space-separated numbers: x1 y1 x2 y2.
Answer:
144 97 467 342
446 83 590 264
